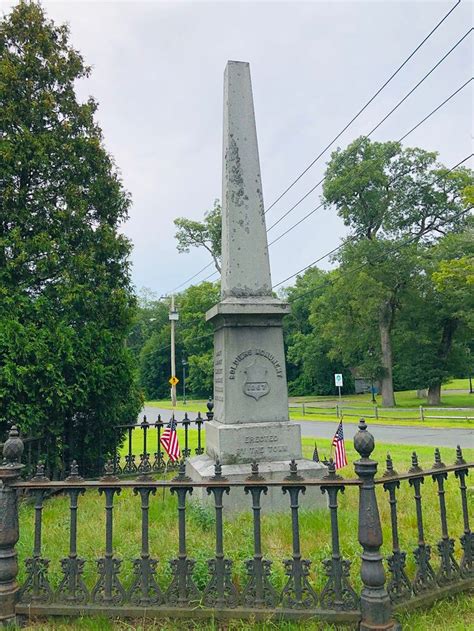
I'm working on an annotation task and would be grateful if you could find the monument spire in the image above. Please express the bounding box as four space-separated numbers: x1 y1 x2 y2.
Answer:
188 61 326 511
221 61 272 300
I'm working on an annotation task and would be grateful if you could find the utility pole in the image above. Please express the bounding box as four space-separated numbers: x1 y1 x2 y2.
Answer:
169 294 179 407
182 358 188 405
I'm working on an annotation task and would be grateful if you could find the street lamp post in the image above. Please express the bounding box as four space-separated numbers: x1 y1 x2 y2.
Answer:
182 358 188 404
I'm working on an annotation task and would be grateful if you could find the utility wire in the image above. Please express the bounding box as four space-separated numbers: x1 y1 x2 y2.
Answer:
162 11 469 297
268 29 472 235
366 28 472 138
268 77 473 245
167 261 214 294
264 0 462 215
398 76 473 142
166 100 472 298
286 205 473 305
272 154 473 290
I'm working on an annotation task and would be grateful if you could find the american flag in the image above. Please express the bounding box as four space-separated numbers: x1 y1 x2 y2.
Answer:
331 420 347 470
160 417 181 462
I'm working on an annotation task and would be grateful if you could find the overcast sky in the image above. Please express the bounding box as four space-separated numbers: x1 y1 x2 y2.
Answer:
2 1 473 296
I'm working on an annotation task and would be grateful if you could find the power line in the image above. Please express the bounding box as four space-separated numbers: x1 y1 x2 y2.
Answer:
268 28 474 238
272 154 473 290
166 261 214 295
287 204 473 306
366 28 472 138
163 9 469 297
267 76 473 246
398 76 473 142
263 0 462 215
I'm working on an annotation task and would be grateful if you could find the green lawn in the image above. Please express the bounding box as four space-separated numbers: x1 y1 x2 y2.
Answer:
16 437 474 630
444 378 472 390
146 384 473 429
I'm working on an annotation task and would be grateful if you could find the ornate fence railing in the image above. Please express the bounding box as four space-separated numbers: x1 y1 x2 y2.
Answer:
0 420 472 629
115 408 212 476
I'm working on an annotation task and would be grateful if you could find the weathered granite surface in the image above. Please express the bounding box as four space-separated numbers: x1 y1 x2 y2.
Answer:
188 61 326 509
220 61 272 300
205 419 301 464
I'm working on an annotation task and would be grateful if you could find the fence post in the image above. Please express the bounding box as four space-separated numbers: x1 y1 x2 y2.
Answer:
0 426 24 627
419 406 424 422
374 405 378 421
354 419 399 631
302 403 305 417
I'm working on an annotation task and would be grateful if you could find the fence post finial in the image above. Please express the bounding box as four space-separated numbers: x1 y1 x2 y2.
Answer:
354 419 398 630
0 427 24 625
206 398 214 421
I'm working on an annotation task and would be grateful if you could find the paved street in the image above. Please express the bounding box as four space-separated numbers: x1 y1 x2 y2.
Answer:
141 406 473 449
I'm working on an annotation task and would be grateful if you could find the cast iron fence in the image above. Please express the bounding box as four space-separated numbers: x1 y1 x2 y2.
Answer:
3 402 214 482
0 420 472 629
115 407 212 477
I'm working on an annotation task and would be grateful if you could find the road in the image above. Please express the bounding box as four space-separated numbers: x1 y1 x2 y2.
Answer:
140 406 473 449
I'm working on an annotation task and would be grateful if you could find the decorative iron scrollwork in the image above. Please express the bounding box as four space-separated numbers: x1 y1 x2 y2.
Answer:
386 550 412 603
91 557 126 604
203 558 240 608
123 453 137 474
460 532 474 578
166 558 200 606
19 556 53 604
280 557 318 609
128 557 164 606
57 557 89 604
320 557 358 610
242 558 278 607
412 544 436 594
436 538 460 585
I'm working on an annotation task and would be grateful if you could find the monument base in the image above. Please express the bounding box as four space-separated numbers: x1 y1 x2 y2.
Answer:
205 419 302 464
186 455 328 513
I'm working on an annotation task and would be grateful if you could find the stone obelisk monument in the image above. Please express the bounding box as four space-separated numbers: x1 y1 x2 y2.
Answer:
187 61 325 510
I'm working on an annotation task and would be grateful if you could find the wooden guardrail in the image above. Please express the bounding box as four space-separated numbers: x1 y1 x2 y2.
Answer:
290 403 473 422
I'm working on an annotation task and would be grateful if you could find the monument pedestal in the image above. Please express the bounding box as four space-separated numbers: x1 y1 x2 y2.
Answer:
205 419 302 464
186 455 328 513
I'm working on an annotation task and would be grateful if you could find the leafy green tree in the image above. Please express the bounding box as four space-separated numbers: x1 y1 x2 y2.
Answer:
393 226 474 404
0 2 141 472
138 282 219 400
282 268 353 395
128 288 169 361
322 137 471 406
174 200 222 272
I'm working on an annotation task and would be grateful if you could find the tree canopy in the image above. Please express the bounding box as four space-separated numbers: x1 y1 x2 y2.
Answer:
0 1 141 472
174 199 222 273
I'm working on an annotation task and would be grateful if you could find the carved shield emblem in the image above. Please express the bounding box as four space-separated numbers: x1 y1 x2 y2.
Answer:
243 359 270 401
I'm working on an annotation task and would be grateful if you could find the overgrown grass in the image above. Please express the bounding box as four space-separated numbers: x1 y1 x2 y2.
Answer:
16 439 473 630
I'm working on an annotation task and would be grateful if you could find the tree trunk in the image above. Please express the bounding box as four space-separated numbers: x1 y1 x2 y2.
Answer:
427 318 458 407
427 382 441 405
379 300 396 407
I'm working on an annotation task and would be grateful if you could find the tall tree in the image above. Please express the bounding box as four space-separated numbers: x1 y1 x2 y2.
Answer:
0 2 141 472
174 200 222 273
282 268 353 395
323 137 471 406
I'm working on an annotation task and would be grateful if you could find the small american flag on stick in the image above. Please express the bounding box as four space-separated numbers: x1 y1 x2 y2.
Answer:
331 420 347 470
160 416 181 462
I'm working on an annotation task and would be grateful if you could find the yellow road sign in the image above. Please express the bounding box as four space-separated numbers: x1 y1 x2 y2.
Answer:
169 376 179 386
